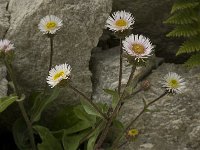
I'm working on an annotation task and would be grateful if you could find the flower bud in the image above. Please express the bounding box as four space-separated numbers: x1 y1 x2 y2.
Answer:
141 80 151 91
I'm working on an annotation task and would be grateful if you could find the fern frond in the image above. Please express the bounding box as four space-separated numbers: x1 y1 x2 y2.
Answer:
167 24 199 37
171 0 199 13
164 10 198 25
185 54 200 67
177 37 200 55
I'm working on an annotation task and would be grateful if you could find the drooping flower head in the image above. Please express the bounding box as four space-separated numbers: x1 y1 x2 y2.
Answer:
38 15 63 35
123 34 154 62
47 63 71 88
105 10 135 32
162 72 186 94
0 39 14 53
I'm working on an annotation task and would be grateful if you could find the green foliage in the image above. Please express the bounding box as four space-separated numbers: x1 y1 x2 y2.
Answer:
80 98 108 118
103 89 120 109
36 104 107 150
0 95 17 113
165 0 200 67
185 53 200 67
13 118 30 150
34 125 63 150
30 88 60 123
87 123 104 150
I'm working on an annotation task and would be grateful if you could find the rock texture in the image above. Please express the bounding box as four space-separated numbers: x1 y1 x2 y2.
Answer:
91 46 163 103
119 63 200 150
5 0 112 103
0 64 8 98
98 0 188 63
0 0 10 38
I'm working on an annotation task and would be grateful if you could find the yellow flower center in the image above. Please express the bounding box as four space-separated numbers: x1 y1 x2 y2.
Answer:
46 21 57 30
169 79 179 88
132 44 145 55
115 19 127 27
53 71 65 80
128 129 139 137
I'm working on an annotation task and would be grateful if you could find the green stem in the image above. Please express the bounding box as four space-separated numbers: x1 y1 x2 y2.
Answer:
44 36 54 92
18 102 37 150
111 92 167 149
48 36 54 72
4 59 20 97
95 66 136 149
118 38 123 95
4 59 37 150
68 83 109 121
79 120 103 145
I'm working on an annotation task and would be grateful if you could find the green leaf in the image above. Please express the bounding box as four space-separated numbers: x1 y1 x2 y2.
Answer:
30 88 60 123
50 106 80 131
164 9 198 25
113 120 124 132
13 118 30 150
62 130 90 150
51 105 94 135
171 0 199 13
63 120 92 135
112 120 125 140
103 89 120 109
185 54 200 67
177 37 200 55
0 95 17 113
98 103 109 114
34 125 62 150
166 24 199 37
80 98 102 118
87 122 105 150
74 105 96 127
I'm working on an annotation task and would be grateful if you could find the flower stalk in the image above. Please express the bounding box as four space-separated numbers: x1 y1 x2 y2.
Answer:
111 92 167 149
118 38 123 95
95 65 136 149
48 36 54 72
44 36 54 92
4 59 37 150
68 83 109 121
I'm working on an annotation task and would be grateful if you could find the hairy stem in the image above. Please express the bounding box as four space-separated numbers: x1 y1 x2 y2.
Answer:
68 83 108 121
4 59 36 150
44 36 54 92
111 92 167 149
95 66 136 149
48 36 54 72
118 38 123 95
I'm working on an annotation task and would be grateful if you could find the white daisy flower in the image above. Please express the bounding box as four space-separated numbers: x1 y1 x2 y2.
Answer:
47 63 71 88
105 10 135 32
162 72 186 94
123 34 154 62
38 15 63 34
0 39 14 53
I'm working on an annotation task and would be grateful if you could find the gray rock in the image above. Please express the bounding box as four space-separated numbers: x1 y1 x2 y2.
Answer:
91 46 163 104
0 64 8 98
5 0 112 103
119 63 200 150
0 0 10 38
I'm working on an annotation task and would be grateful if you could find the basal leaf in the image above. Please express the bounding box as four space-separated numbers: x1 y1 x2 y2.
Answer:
34 125 62 150
13 118 30 150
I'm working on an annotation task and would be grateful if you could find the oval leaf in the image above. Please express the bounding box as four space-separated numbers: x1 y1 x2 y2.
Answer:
0 95 17 113
34 125 62 150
